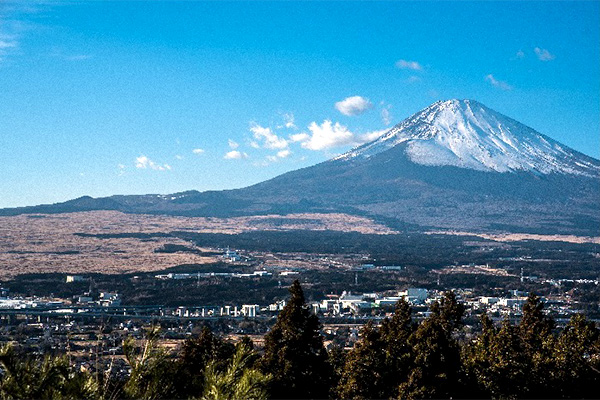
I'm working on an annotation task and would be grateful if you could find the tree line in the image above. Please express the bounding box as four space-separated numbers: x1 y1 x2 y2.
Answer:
1 280 599 399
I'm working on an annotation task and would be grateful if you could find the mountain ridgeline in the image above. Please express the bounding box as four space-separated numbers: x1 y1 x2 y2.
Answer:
3 100 599 235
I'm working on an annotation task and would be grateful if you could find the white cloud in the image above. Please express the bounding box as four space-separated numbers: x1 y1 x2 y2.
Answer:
290 132 309 143
224 150 248 160
135 155 171 171
485 74 513 91
277 149 291 158
175 154 184 160
534 47 555 61
118 164 126 176
283 113 296 129
335 96 373 116
249 141 260 149
395 59 422 70
357 129 387 143
297 120 388 151
301 120 355 150
192 148 205 155
228 139 239 149
250 123 288 149
381 104 392 126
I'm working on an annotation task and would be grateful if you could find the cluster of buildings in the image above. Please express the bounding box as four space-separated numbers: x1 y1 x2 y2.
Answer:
154 270 272 280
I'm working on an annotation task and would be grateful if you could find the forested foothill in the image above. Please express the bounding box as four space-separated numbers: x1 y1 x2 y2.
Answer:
1 281 598 399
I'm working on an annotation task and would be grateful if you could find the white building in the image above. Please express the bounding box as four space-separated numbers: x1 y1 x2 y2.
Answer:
242 304 260 317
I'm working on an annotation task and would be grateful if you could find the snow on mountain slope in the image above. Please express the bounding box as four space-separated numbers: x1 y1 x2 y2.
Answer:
337 99 600 176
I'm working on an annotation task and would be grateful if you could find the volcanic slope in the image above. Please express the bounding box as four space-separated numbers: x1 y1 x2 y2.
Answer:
3 99 599 235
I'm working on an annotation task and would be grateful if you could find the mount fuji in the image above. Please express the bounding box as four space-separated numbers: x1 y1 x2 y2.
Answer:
3 99 599 235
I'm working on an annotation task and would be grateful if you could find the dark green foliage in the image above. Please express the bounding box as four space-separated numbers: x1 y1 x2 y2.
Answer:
0 345 98 400
177 327 235 396
379 299 414 396
463 315 529 398
122 327 179 399
201 341 271 400
463 296 600 400
337 321 387 400
552 313 600 398
260 280 332 399
1 283 599 400
519 293 556 397
399 291 465 399
337 299 414 399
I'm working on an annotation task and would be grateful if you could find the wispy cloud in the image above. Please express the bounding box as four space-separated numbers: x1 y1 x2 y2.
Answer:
515 50 525 59
335 96 373 116
381 103 393 126
228 139 239 149
282 113 296 129
0 35 18 61
135 155 171 171
192 148 205 155
534 47 555 61
224 150 248 160
250 123 288 149
0 2 47 63
395 59 422 70
0 38 18 49
485 74 513 91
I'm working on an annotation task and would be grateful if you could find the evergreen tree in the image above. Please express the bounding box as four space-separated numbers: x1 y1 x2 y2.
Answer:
122 327 178 399
201 341 271 400
463 315 529 398
177 327 235 396
380 298 414 398
0 344 98 400
518 293 555 397
552 313 600 398
260 280 331 399
337 321 387 400
398 291 464 399
327 345 347 399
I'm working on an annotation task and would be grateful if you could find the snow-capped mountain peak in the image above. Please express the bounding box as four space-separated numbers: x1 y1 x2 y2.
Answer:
337 99 599 176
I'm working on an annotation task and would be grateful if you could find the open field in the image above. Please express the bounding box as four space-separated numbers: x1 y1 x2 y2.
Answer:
0 211 395 278
427 230 600 244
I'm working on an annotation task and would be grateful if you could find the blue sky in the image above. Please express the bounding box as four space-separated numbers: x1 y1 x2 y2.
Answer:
1 1 598 208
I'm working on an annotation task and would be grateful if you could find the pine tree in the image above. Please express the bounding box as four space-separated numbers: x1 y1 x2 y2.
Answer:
122 327 179 399
260 280 331 399
518 293 555 396
201 341 271 400
380 298 414 398
337 321 387 400
552 313 600 398
398 291 465 399
463 315 529 398
177 326 236 397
